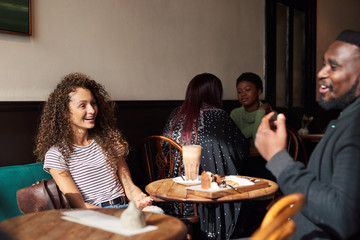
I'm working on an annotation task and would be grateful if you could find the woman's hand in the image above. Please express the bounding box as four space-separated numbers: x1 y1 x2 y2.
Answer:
134 192 153 209
117 157 153 209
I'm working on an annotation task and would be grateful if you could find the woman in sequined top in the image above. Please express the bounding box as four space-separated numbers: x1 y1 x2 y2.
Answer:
163 73 249 240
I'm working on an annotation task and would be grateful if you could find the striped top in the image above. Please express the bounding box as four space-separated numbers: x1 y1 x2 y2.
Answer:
43 140 125 205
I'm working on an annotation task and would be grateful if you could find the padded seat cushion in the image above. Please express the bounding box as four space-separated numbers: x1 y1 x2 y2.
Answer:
0 163 52 221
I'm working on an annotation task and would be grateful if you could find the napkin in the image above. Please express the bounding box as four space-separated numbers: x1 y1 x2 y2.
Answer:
61 210 158 236
225 176 255 186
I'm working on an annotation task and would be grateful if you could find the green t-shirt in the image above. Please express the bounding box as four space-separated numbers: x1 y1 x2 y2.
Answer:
230 102 276 146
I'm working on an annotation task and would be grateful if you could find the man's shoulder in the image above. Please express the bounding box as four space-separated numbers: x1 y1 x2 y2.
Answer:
342 97 360 114
338 98 360 124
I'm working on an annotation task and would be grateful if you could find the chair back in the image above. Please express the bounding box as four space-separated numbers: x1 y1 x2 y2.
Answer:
286 126 299 162
16 179 69 214
141 135 183 182
141 135 199 240
287 126 309 165
251 193 305 240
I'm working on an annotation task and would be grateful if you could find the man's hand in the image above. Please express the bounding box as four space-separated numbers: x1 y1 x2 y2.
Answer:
255 112 287 161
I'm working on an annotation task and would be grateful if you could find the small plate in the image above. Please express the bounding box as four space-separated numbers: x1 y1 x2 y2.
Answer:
173 176 201 186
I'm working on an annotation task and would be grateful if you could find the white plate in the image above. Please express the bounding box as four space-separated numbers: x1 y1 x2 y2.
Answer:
173 176 201 186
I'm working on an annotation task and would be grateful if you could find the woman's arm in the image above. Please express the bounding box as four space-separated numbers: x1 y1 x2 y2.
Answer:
117 157 153 209
49 168 99 209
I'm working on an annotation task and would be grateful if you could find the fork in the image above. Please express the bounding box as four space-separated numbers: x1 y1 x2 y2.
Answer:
220 181 237 191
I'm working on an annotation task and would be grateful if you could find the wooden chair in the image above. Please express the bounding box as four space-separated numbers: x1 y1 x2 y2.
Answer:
286 126 299 162
287 126 309 165
140 135 199 240
251 193 305 240
248 126 304 163
264 128 307 217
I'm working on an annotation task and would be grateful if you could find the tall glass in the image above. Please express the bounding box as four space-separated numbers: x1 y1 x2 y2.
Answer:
182 145 201 181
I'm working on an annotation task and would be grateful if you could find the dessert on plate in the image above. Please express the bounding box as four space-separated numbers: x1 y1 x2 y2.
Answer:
200 171 254 190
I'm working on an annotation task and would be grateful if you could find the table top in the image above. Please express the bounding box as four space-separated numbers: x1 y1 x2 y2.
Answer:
0 208 187 240
145 176 278 204
300 134 324 142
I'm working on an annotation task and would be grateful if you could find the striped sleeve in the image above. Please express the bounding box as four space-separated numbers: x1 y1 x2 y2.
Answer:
44 146 68 173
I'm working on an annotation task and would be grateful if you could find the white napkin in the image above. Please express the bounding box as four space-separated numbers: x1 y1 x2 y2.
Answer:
225 176 255 186
61 210 158 236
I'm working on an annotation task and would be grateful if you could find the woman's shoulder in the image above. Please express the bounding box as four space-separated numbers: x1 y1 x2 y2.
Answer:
44 145 65 167
202 107 227 115
202 108 235 123
45 145 61 156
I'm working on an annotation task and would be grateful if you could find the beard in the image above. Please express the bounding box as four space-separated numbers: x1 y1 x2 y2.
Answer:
319 78 359 110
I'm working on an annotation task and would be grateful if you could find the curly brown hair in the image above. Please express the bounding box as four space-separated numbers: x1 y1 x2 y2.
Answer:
34 72 129 175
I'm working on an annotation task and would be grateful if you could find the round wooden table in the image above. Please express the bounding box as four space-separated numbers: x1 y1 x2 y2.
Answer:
145 176 278 239
145 176 278 203
0 208 187 240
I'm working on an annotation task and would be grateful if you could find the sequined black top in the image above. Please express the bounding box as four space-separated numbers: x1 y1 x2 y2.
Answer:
163 106 249 239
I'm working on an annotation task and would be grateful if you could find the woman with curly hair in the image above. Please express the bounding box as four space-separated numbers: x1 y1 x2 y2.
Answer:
34 72 153 209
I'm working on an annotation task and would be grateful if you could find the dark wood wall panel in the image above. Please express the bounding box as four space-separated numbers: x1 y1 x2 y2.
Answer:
0 102 43 166
0 100 238 189
115 101 183 188
0 100 337 189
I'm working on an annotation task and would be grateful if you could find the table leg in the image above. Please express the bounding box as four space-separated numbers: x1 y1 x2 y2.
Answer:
205 203 218 240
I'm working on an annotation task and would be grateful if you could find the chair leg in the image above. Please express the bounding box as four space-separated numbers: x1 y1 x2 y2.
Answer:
186 223 193 240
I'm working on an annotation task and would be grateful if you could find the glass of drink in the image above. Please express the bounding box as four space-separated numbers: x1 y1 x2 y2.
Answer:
182 145 202 181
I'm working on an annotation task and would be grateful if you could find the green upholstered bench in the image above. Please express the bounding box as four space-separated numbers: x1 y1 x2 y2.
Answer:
0 162 52 221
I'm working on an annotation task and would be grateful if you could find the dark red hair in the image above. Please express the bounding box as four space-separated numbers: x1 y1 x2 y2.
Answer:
170 73 223 144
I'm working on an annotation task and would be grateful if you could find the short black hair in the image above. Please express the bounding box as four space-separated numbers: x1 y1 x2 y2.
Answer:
236 72 263 92
336 30 360 48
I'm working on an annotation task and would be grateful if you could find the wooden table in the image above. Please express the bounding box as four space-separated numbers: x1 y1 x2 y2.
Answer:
145 176 278 203
145 176 278 239
0 208 187 240
300 134 324 143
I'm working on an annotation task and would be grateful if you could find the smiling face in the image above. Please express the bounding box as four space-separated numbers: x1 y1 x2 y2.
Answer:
237 81 262 111
68 87 98 133
318 41 360 109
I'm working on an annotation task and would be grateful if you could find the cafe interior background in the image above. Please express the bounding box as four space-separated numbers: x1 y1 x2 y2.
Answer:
1 0 360 190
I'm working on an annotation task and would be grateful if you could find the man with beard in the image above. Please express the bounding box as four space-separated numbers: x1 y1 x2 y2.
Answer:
254 30 360 239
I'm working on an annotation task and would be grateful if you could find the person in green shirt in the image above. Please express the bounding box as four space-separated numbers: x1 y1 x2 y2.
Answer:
230 72 275 146
230 73 277 236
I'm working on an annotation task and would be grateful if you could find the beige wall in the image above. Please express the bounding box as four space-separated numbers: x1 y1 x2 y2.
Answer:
0 0 265 101
317 0 360 76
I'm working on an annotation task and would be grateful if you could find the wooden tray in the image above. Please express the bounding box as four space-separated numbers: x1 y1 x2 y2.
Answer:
186 180 269 199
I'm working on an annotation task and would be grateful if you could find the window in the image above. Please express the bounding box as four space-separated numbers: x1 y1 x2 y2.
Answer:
265 0 316 113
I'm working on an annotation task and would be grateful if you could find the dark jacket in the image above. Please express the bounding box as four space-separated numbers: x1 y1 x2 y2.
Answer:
267 97 360 239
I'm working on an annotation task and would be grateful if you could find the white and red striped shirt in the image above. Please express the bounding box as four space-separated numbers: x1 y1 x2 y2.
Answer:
44 140 125 205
